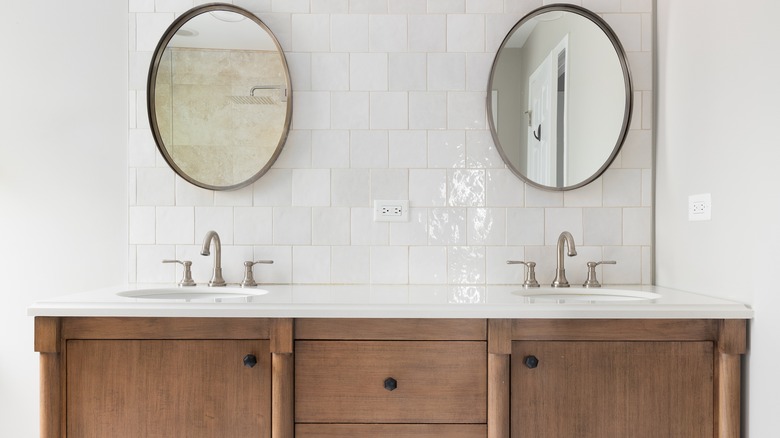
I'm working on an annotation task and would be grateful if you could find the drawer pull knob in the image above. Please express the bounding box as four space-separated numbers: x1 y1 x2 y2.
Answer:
524 355 539 369
243 354 258 368
384 377 398 391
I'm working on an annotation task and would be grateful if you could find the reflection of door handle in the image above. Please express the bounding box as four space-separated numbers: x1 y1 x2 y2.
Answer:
524 110 532 127
533 124 542 141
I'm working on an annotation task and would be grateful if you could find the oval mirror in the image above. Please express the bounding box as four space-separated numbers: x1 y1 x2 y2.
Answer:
487 4 632 191
147 3 292 191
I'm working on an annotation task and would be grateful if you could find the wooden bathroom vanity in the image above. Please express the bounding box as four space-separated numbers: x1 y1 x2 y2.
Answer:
31 285 750 438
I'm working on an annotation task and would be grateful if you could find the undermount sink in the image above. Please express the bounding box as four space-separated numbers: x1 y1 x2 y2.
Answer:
118 287 268 301
515 287 660 303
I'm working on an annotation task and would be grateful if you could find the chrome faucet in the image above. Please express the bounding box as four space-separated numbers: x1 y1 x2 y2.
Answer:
551 231 577 287
200 230 226 287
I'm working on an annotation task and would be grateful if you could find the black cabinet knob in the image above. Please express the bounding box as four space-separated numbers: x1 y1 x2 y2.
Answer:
384 377 398 391
243 354 258 368
524 355 539 369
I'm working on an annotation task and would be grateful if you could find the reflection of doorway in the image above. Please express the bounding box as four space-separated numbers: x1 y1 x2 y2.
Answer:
526 36 568 186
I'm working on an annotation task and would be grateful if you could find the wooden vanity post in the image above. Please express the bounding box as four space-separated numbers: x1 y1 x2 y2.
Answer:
34 317 62 438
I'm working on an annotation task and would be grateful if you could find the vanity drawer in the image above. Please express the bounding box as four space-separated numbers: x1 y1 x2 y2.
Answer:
295 424 487 437
295 341 487 424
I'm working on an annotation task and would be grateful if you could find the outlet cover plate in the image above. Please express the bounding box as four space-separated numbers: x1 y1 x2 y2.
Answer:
688 193 711 221
373 200 409 222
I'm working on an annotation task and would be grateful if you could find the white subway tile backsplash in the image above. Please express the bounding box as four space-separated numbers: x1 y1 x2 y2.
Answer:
156 207 195 244
389 53 427 91
389 131 427 168
136 168 175 206
194 207 234 244
234 207 273 245
351 130 389 168
506 208 544 246
409 92 447 130
130 0 653 287
129 207 156 244
312 130 350 168
331 92 370 129
273 207 312 244
369 15 407 52
351 208 389 245
369 92 409 129
428 130 466 168
331 246 370 283
427 53 466 91
293 246 331 283
370 246 409 284
583 208 622 245
390 208 428 245
408 15 446 52
409 169 447 207
447 15 485 52
292 14 330 52
330 14 368 51
448 246 485 284
350 53 388 91
312 207 351 245
292 169 331 206
371 169 409 200
409 246 447 284
311 53 350 91
468 207 506 245
428 207 467 245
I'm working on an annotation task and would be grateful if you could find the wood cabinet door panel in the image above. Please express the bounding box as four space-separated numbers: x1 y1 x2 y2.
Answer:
67 339 271 438
511 341 713 438
295 341 487 424
296 424 487 437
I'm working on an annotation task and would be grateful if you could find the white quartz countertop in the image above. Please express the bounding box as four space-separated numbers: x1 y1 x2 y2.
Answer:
27 284 753 319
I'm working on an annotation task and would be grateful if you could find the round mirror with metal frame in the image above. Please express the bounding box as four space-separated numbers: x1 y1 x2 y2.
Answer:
487 4 632 191
147 3 292 191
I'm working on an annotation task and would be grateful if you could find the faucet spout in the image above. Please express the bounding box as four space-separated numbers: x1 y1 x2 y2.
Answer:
552 231 577 287
201 230 226 287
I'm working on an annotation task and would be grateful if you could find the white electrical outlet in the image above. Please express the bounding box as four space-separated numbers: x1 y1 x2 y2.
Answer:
373 200 409 222
688 193 711 221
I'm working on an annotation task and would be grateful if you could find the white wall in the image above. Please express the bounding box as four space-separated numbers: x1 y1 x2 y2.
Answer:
129 0 654 291
656 0 780 435
0 1 127 436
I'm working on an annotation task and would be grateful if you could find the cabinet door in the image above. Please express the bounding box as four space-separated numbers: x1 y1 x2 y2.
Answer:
512 341 713 438
67 339 270 438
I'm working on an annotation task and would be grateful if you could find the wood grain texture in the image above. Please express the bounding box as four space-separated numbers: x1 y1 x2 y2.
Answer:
488 354 510 438
66 339 271 437
718 319 747 354
39 353 60 438
271 318 294 353
273 353 294 438
715 353 742 438
511 341 714 438
488 319 512 355
295 424 487 437
295 341 487 424
34 317 61 353
295 319 486 340
62 317 270 339
512 318 718 341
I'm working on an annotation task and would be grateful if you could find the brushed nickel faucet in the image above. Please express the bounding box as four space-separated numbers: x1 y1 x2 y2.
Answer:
201 230 226 287
551 231 577 287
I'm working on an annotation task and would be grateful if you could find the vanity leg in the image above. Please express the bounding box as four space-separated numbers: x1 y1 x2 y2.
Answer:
40 353 61 438
488 353 510 438
271 319 294 438
715 319 746 438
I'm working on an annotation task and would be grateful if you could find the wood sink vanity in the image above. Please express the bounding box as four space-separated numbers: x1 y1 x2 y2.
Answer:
32 286 749 438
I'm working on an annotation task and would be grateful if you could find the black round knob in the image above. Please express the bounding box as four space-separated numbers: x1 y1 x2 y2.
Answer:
524 355 539 369
243 354 258 368
384 377 398 391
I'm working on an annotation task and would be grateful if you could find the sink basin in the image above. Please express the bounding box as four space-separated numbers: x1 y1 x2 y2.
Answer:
118 287 268 301
515 287 660 303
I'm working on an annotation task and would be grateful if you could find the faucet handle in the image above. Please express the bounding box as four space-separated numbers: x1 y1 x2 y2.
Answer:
507 260 541 288
582 260 616 288
241 260 274 288
162 259 196 287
